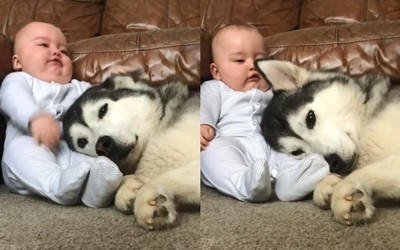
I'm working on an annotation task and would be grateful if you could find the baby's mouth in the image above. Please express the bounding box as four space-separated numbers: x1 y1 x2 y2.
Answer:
248 74 261 82
49 59 62 67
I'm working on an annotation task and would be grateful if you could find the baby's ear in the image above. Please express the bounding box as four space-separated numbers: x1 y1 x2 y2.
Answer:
12 55 22 71
210 63 220 80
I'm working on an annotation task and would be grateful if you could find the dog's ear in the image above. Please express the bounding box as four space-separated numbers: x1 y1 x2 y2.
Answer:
255 59 310 91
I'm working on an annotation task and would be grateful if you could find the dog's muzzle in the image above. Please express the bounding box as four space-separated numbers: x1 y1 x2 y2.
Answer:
95 135 135 164
325 153 356 175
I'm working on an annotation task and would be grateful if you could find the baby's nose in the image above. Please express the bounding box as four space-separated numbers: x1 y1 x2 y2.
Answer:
52 49 61 57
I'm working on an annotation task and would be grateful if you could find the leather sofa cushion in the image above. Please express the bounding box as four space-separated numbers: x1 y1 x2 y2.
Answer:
0 34 13 82
69 28 202 89
102 0 200 35
200 0 301 37
264 21 400 79
0 0 104 43
301 0 400 28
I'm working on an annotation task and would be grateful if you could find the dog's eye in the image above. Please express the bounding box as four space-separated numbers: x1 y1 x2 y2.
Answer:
98 104 108 119
306 110 316 129
291 149 304 156
77 138 88 148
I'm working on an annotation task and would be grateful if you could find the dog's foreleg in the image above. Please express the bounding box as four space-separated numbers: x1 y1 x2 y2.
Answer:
133 160 200 230
313 174 343 209
114 175 145 214
330 154 400 225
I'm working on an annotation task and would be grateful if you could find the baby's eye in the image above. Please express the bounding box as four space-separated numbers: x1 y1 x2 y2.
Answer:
38 43 48 48
234 59 245 63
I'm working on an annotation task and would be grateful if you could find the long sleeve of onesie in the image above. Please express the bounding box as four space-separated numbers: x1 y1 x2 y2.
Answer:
0 73 44 133
200 80 221 134
0 72 91 141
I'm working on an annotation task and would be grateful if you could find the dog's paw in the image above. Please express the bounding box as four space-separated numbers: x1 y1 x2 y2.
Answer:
331 181 375 226
134 186 177 231
313 174 342 209
114 176 144 214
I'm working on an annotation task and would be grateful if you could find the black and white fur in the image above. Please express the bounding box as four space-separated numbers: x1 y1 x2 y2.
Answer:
63 76 200 230
256 59 400 226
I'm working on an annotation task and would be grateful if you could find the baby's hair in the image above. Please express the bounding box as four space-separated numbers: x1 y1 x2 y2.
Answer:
213 23 259 36
211 23 262 62
12 21 63 54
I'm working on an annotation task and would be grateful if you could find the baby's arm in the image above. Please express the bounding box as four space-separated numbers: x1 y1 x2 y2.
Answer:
0 73 61 148
29 114 60 148
270 151 330 201
200 80 222 150
0 73 44 132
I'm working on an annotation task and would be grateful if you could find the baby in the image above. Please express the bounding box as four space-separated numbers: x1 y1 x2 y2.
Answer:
0 21 122 208
201 24 330 202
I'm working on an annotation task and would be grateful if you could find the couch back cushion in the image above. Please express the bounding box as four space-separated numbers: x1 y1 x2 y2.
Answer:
0 34 13 83
69 28 202 89
200 0 301 37
0 0 104 43
264 21 400 79
300 0 400 28
102 0 200 35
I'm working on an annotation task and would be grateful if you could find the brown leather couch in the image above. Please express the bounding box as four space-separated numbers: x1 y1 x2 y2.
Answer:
1 0 400 184
201 0 400 79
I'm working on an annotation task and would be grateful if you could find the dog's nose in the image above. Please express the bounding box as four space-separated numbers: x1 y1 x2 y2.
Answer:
96 136 113 156
325 153 354 174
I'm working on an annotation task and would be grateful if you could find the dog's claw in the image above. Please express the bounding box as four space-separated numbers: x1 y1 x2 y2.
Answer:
345 195 353 201
135 191 177 230
331 184 375 226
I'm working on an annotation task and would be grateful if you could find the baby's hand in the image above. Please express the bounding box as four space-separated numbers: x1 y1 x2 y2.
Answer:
30 114 60 149
201 124 215 151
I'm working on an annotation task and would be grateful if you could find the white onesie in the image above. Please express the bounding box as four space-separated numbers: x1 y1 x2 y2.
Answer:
201 79 330 202
0 72 122 207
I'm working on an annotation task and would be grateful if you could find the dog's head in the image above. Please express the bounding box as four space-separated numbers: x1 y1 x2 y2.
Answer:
63 77 163 174
255 59 369 175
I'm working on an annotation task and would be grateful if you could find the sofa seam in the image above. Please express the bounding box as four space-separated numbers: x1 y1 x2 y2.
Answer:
70 42 200 55
264 35 400 48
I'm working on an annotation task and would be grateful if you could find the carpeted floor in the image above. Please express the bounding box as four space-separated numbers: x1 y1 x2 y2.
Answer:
201 186 400 250
0 185 200 250
2 183 400 250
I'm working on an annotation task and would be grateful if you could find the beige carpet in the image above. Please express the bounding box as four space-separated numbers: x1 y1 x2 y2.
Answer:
0 185 200 249
2 183 400 249
201 186 400 250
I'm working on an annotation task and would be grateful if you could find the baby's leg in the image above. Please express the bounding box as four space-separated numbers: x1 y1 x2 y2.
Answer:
2 136 90 205
201 137 271 202
271 151 330 201
77 155 123 208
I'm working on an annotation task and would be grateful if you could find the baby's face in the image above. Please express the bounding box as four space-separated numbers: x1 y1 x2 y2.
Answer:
13 22 73 84
211 28 268 92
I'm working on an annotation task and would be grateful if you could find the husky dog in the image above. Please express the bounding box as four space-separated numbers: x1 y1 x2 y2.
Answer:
63 76 200 230
256 59 400 226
